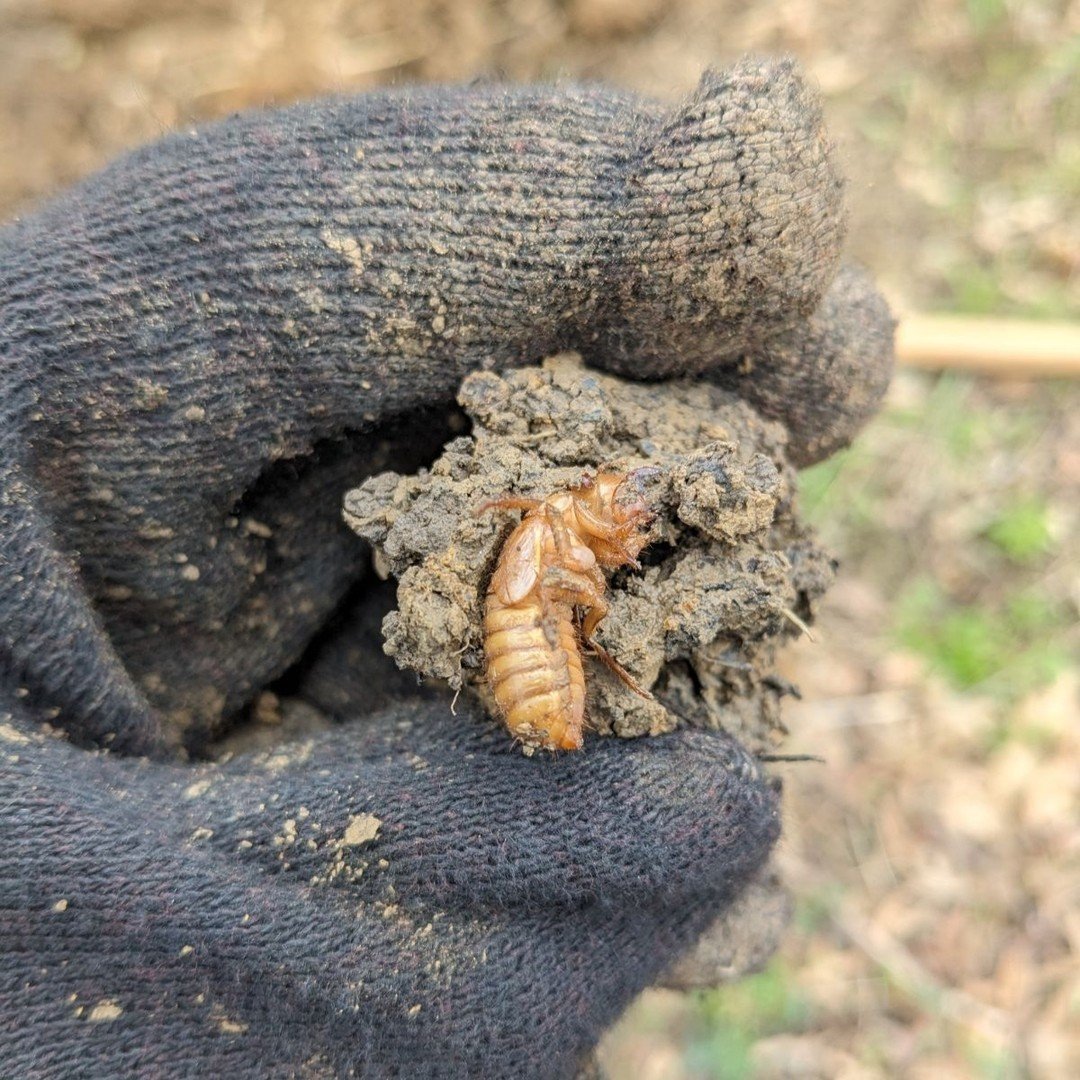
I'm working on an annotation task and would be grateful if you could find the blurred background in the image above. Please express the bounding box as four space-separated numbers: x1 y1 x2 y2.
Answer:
2 1 1076 1076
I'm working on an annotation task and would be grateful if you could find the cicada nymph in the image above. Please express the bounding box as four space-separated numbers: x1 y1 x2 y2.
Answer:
479 469 657 751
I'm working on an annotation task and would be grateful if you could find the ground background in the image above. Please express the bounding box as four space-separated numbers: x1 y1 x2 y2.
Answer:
2 1 1076 1076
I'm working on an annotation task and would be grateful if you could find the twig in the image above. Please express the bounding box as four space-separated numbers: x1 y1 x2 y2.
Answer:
897 314 1080 378
780 607 816 642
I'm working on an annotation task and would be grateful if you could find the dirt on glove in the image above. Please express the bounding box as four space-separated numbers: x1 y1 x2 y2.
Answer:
344 353 834 753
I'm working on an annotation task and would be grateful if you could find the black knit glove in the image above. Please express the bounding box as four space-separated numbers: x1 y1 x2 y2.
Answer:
0 59 892 1078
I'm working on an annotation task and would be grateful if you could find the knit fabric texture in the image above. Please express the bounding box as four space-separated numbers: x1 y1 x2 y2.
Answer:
0 58 892 1078
1 700 779 1078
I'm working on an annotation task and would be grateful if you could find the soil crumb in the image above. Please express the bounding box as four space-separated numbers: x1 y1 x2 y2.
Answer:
343 354 834 752
343 813 383 846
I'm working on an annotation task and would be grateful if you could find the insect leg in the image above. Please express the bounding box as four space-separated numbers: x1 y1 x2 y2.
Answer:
573 500 618 541
476 496 543 517
572 502 649 569
578 581 608 639
540 566 604 609
544 504 575 559
541 569 654 701
583 636 655 700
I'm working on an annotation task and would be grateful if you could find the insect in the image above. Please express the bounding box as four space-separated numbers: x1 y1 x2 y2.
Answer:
479 469 657 751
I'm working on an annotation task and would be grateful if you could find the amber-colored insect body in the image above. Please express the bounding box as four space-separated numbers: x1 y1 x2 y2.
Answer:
479 469 656 751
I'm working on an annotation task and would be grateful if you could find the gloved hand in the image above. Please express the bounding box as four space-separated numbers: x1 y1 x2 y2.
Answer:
0 57 892 1078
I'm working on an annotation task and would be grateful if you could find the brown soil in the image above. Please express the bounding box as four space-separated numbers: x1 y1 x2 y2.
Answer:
343 354 832 751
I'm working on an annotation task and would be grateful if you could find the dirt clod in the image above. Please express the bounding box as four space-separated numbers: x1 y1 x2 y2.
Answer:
344 354 833 751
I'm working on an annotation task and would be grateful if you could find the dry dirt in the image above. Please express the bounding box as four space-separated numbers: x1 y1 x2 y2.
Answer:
343 354 831 751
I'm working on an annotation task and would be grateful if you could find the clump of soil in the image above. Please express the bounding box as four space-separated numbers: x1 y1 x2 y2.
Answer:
343 354 834 752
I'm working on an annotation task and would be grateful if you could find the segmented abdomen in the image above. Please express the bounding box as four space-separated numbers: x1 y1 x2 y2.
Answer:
483 593 585 751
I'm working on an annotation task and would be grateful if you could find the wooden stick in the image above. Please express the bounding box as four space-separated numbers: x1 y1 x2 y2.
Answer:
896 314 1080 378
